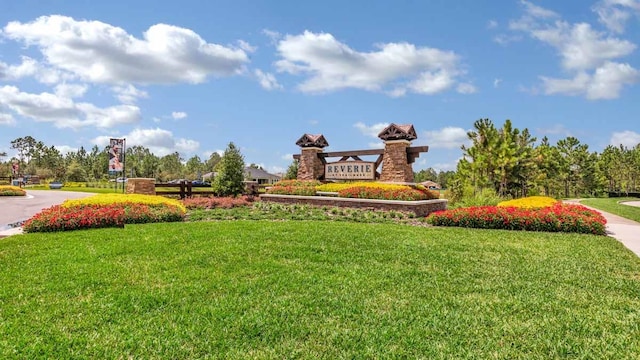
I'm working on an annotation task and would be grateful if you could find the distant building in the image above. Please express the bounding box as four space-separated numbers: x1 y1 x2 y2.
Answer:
420 180 441 189
202 167 281 185
244 167 281 184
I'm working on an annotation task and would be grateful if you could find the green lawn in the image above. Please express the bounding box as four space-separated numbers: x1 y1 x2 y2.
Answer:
581 197 640 222
1 221 640 358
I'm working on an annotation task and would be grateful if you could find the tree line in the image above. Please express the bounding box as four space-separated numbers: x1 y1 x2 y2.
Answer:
449 118 640 201
0 136 226 182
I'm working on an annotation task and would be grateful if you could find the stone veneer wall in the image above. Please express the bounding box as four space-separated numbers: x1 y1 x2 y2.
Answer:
297 147 325 180
126 178 156 195
380 140 414 182
260 194 447 217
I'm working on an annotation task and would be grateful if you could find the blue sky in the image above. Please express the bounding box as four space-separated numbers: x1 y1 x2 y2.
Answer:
1 0 639 174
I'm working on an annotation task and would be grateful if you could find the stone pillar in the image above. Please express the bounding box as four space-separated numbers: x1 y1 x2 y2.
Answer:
126 178 156 195
297 147 324 180
380 140 414 182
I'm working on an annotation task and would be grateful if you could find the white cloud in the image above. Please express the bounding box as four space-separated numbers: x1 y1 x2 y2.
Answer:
493 34 523 45
275 31 470 96
531 22 635 71
541 61 639 99
423 127 469 149
430 161 458 172
0 56 38 80
354 122 389 138
409 70 456 94
610 130 640 148
368 141 384 149
0 113 16 126
0 85 140 128
262 29 282 44
2 15 249 85
254 69 282 90
521 0 560 19
171 111 188 120
237 40 257 53
487 20 499 29
54 83 88 98
112 84 148 104
456 83 477 94
55 145 77 155
593 0 640 34
267 165 285 174
93 127 200 156
493 78 503 88
281 153 293 160
506 2 639 100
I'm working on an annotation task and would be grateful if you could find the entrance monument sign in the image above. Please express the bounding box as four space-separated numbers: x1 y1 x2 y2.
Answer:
325 161 375 180
295 123 428 182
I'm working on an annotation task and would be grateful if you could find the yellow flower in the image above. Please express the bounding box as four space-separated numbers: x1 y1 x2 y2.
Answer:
63 193 187 213
497 196 558 209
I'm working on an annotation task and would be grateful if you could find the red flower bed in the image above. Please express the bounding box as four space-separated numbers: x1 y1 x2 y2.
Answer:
182 196 256 210
426 203 607 235
338 186 439 201
23 203 185 233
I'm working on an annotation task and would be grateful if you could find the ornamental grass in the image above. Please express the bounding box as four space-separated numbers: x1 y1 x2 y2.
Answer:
427 203 607 235
0 185 26 196
24 194 186 233
498 196 559 209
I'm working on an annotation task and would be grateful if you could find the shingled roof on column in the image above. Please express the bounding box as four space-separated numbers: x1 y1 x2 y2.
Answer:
295 134 329 148
377 124 417 141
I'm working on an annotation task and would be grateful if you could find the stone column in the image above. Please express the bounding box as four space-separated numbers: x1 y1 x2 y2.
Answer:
126 178 156 195
380 140 414 182
297 147 324 180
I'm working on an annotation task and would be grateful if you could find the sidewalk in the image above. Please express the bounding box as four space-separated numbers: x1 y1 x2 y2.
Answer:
566 199 640 257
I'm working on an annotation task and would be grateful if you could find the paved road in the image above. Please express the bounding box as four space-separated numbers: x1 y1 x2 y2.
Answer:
0 190 95 228
566 199 640 256
622 201 640 208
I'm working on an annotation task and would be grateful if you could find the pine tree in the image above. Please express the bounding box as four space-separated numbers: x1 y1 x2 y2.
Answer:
212 142 246 196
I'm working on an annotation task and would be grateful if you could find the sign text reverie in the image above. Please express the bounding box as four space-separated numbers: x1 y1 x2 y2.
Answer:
325 161 375 180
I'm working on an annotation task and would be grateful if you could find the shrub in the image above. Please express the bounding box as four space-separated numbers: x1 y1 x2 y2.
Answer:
426 203 606 235
498 196 558 209
0 185 26 196
182 196 255 210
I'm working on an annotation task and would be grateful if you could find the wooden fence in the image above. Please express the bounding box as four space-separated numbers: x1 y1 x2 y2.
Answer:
154 181 268 199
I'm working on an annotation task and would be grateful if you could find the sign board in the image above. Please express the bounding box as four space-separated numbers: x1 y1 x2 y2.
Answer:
109 138 124 172
325 161 375 180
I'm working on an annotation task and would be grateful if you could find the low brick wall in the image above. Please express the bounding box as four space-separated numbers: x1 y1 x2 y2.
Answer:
126 178 156 195
260 194 447 217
